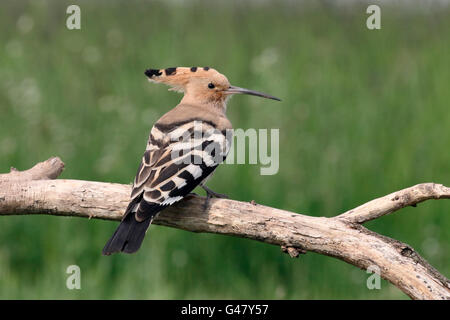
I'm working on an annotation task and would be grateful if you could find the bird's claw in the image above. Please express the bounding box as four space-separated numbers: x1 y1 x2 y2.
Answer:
202 185 229 210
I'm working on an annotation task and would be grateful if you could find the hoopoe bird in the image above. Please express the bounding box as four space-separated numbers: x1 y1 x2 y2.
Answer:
102 67 280 255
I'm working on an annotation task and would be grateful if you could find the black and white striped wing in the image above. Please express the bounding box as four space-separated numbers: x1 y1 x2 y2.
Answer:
129 121 231 222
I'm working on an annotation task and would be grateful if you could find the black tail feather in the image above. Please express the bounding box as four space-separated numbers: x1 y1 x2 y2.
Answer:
102 213 152 255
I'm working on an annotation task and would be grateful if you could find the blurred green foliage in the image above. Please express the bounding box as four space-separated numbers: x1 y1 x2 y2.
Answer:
0 0 449 299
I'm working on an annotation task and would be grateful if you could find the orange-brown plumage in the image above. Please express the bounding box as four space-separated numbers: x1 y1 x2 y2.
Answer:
102 66 280 255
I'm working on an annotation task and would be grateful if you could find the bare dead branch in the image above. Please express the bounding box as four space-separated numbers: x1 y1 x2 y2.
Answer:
0 157 449 300
0 157 64 182
338 183 450 224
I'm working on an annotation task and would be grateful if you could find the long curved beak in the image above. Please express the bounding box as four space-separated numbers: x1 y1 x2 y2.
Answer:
225 86 281 101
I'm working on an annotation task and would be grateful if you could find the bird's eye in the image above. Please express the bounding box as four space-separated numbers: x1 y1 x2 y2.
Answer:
208 83 215 89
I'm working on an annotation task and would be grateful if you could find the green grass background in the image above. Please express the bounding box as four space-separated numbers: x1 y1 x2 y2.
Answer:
0 0 449 299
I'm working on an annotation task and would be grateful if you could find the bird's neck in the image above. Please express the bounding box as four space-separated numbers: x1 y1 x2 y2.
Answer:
180 94 228 114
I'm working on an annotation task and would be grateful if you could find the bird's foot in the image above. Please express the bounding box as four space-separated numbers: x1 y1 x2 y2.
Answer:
202 185 229 199
202 185 229 210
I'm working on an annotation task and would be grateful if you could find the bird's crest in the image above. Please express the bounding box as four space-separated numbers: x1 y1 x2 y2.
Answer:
145 67 225 93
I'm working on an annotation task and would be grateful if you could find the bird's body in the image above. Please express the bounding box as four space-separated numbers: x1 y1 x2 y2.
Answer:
102 67 280 255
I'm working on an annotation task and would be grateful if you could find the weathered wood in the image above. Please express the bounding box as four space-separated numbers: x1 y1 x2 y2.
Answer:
338 183 450 223
0 157 449 299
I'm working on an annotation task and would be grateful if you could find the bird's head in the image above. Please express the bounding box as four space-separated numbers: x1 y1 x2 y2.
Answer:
145 67 280 110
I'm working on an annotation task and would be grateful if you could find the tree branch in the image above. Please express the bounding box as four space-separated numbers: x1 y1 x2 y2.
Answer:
0 157 64 182
338 183 450 224
0 157 449 300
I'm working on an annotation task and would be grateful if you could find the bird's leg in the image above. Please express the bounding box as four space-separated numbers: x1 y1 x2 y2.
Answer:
202 185 229 199
201 185 229 210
